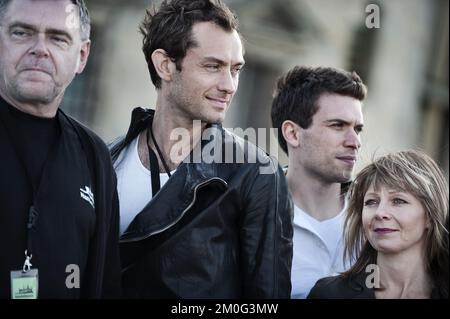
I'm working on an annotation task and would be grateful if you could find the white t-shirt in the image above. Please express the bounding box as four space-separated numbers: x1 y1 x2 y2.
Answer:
115 136 174 235
291 201 351 299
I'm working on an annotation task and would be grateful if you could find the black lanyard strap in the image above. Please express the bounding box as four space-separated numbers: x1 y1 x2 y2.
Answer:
146 126 172 197
149 125 172 178
0 107 61 265
26 206 39 258
148 137 161 197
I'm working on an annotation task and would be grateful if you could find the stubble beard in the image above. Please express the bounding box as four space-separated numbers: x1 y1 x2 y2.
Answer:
305 156 354 185
10 77 60 105
169 87 222 125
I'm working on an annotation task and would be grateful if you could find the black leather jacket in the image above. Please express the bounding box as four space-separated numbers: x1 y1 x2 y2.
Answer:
111 108 293 298
308 271 445 299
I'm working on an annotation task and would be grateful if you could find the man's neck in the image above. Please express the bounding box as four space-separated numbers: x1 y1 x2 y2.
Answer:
0 92 59 118
287 160 344 221
138 99 206 172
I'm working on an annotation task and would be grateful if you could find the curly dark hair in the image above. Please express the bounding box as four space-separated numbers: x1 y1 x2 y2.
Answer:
140 0 239 89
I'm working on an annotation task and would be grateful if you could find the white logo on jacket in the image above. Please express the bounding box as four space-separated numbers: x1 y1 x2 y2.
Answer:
80 186 95 209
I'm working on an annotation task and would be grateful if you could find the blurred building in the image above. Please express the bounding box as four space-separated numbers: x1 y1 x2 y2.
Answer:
62 0 449 178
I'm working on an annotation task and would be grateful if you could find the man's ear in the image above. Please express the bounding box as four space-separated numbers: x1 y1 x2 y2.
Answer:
281 120 301 149
151 49 177 82
76 40 91 74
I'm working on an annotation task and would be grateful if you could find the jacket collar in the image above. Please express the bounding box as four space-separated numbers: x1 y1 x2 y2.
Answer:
346 271 377 298
346 270 444 299
119 107 228 242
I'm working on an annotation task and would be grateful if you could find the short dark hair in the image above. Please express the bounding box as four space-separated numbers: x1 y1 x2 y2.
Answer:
0 0 91 41
140 0 240 89
271 66 367 154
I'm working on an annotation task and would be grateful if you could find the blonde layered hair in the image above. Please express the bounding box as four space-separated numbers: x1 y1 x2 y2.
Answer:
343 150 449 297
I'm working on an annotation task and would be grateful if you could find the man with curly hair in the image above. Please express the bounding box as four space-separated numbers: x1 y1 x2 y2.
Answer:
111 0 293 298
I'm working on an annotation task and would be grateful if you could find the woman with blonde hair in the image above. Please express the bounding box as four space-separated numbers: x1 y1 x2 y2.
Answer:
308 150 449 299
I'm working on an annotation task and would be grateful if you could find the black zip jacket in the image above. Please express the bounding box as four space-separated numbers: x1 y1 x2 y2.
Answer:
0 97 121 298
65 113 121 298
111 107 293 298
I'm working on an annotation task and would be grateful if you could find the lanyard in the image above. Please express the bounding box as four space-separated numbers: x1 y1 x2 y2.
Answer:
0 108 61 271
147 125 171 197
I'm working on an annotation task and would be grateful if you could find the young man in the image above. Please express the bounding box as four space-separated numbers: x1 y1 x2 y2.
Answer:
111 0 292 298
271 66 367 298
0 0 120 298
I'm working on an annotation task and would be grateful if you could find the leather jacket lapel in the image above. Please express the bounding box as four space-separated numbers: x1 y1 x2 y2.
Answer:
119 109 228 243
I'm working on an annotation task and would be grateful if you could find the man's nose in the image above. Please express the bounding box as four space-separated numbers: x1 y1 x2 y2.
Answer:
344 128 361 150
29 35 50 58
217 69 237 95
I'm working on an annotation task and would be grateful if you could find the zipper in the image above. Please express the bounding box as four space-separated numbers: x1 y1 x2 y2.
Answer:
120 177 228 243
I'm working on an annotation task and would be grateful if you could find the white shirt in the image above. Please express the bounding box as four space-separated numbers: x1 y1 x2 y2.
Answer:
115 136 174 235
291 200 351 299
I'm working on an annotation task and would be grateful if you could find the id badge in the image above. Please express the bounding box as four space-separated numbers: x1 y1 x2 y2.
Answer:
10 269 39 299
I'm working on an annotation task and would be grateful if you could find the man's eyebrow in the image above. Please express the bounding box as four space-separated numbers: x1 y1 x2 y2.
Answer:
46 28 73 41
202 57 245 67
201 57 228 66
8 22 73 41
8 22 37 32
323 119 351 125
324 119 364 127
